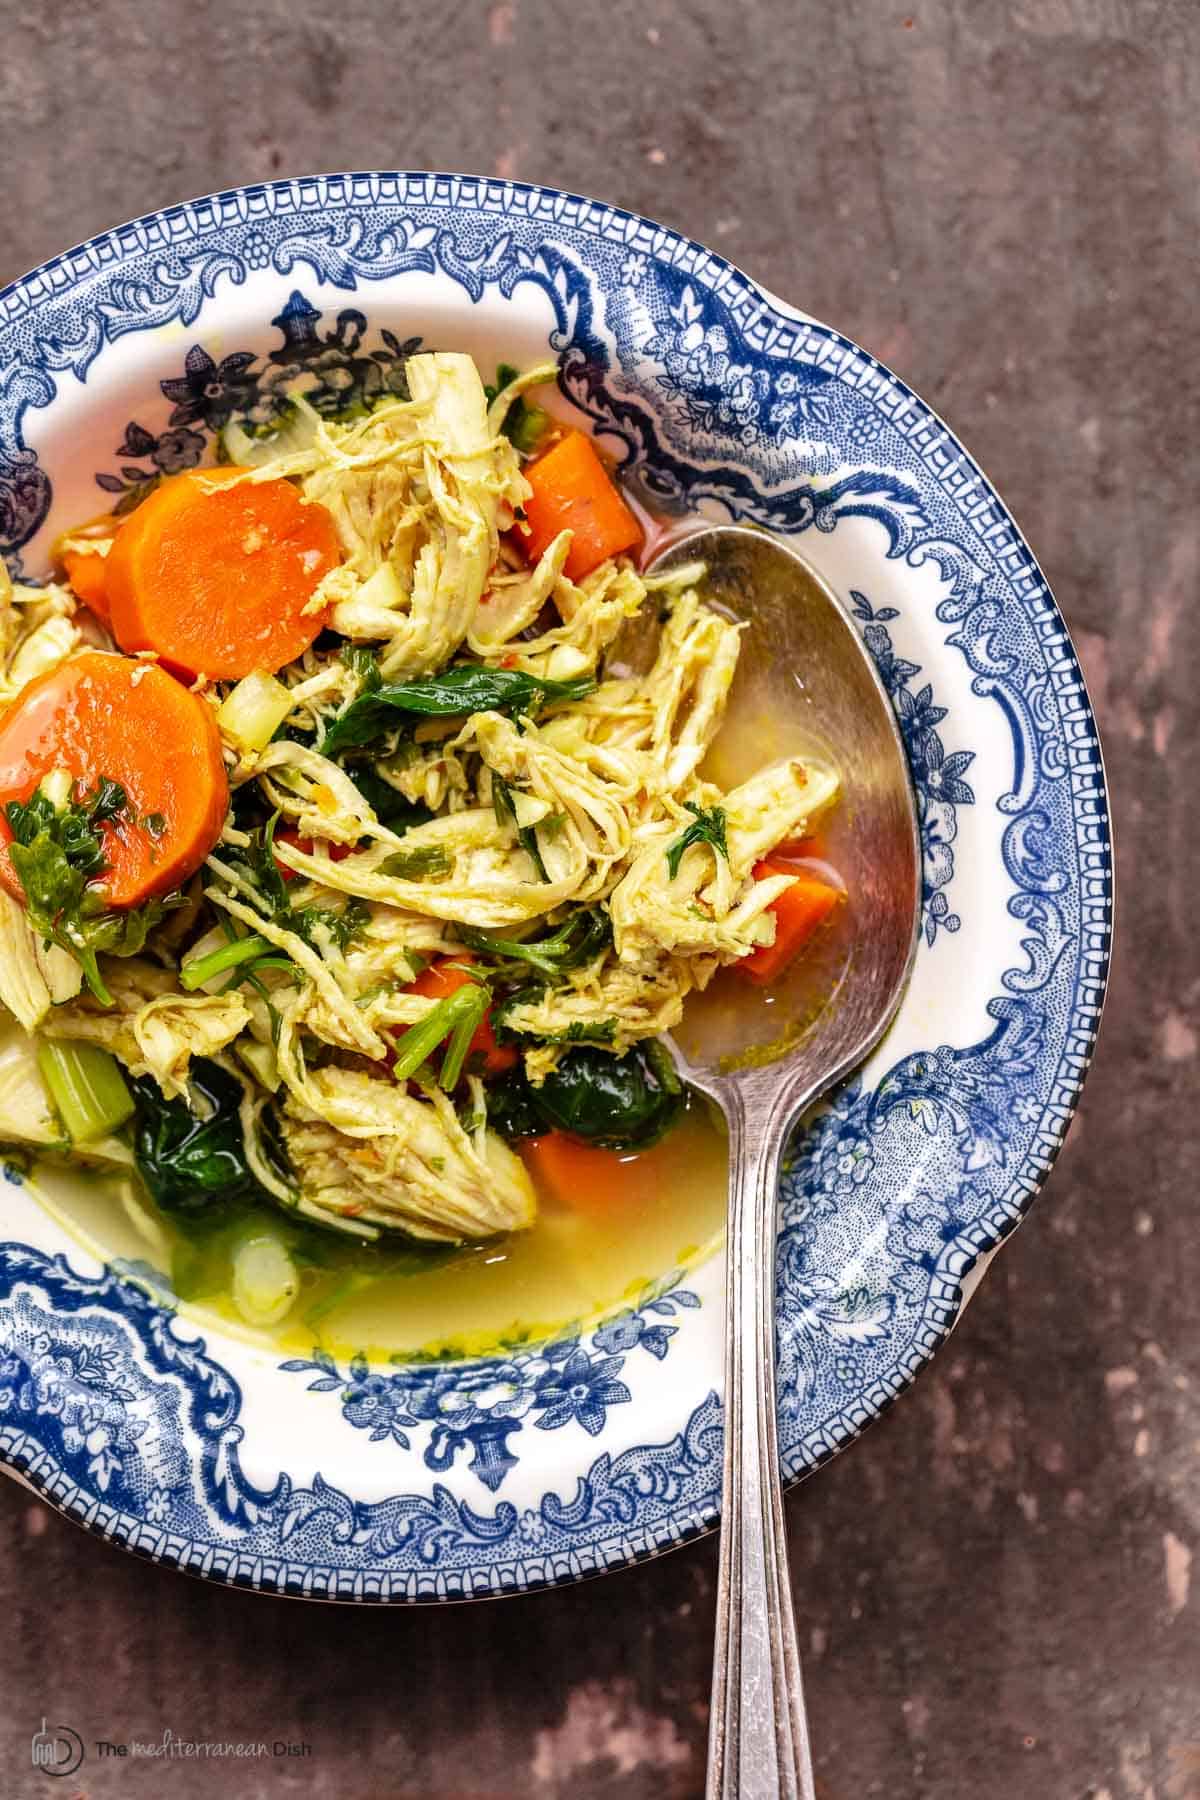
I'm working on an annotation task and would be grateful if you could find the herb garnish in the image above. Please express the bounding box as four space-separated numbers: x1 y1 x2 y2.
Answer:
378 845 452 880
456 908 611 979
4 775 176 1004
185 815 368 989
665 803 729 880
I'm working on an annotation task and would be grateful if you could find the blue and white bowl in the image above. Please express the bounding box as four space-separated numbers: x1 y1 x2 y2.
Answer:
0 174 1111 1601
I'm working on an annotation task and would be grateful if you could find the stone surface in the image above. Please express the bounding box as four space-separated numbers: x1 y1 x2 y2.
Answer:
1 0 1197 1795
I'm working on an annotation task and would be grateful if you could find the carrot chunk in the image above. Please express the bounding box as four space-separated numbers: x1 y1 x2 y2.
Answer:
737 857 845 986
521 431 642 581
55 512 123 627
0 650 227 908
404 954 518 1076
519 1131 628 1214
61 546 113 625
105 468 341 680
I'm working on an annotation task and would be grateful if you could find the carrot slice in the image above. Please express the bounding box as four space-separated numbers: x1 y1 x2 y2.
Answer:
521 431 642 581
105 468 341 680
404 954 518 1076
0 650 228 909
737 858 845 986
519 1131 628 1215
61 546 113 625
54 512 123 627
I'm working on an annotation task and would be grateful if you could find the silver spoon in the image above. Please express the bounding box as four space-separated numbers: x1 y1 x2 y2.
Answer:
647 527 921 1800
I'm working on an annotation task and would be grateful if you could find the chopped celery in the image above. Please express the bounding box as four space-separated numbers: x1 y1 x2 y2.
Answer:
231 1231 300 1326
391 986 482 1082
510 403 551 454
37 1041 134 1143
220 396 321 469
217 672 293 751
235 1038 281 1092
181 933 273 990
484 361 555 453
438 986 489 1091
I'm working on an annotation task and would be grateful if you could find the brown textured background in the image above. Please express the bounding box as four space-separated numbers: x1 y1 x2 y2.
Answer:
1 1 1197 1795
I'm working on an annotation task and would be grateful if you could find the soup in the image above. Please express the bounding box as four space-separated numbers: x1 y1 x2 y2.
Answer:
1 345 847 1361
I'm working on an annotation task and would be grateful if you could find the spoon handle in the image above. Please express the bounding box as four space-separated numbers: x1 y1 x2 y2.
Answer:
707 1093 815 1800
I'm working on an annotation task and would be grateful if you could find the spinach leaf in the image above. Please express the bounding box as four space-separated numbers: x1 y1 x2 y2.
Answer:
230 779 271 837
320 665 596 755
531 1043 682 1147
344 765 432 831
483 1066 544 1141
132 1058 284 1217
488 1042 683 1150
491 774 550 883
378 845 452 880
665 803 729 881
341 644 382 691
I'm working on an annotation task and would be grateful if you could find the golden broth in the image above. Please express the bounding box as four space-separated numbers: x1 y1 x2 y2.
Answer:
26 1093 728 1362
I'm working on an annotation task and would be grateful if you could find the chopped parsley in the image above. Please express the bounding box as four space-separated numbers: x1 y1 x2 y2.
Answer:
456 908 611 979
4 775 175 1004
665 803 729 880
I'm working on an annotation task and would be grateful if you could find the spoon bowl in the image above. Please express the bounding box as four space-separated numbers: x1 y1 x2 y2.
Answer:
652 525 921 1099
647 526 921 1800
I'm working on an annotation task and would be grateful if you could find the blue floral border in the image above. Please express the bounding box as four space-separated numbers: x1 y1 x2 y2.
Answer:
279 1281 699 1496
0 174 1112 1599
